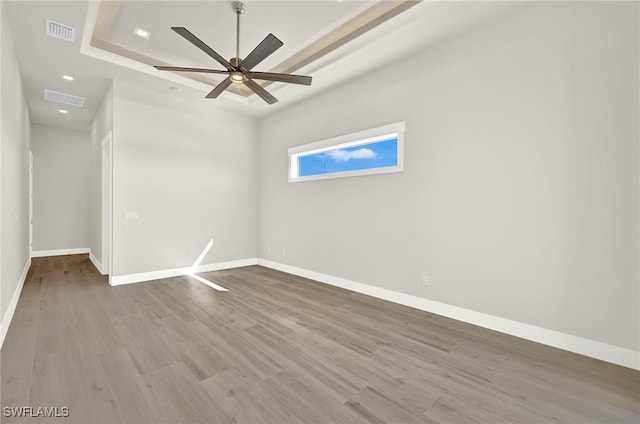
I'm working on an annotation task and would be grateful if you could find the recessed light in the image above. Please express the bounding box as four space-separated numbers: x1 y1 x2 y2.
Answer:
62 75 74 81
59 109 68 114
134 27 151 39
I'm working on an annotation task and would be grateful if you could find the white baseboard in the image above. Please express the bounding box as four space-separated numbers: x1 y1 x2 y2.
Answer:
110 266 192 286
89 252 105 275
257 259 640 371
0 258 31 349
196 258 258 273
110 258 258 286
31 247 90 258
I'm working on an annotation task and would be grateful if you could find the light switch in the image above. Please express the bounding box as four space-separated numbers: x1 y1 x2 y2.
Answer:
123 212 139 220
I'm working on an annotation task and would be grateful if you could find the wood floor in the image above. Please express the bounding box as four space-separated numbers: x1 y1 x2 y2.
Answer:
1 255 638 423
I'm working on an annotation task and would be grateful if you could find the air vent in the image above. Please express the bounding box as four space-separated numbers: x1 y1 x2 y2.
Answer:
45 19 75 42
44 89 85 107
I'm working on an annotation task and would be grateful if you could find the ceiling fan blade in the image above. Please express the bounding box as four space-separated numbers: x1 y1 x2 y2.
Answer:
247 72 312 86
171 27 233 71
205 77 233 99
241 33 283 71
244 78 278 104
154 66 229 74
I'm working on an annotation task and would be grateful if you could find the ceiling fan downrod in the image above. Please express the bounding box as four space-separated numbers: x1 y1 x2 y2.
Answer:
232 1 245 61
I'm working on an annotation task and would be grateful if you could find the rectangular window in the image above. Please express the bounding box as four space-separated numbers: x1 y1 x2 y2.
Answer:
288 121 405 182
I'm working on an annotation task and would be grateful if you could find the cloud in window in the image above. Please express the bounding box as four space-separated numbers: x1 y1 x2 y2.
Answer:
324 148 377 162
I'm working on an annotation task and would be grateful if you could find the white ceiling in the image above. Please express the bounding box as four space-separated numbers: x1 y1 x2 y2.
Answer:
4 1 527 133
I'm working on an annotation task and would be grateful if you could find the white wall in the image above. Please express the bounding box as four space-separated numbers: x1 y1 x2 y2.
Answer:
0 2 31 328
89 84 113 265
30 124 90 251
112 81 258 277
258 2 639 352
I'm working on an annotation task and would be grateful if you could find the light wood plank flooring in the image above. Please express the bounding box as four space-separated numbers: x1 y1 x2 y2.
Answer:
1 254 638 423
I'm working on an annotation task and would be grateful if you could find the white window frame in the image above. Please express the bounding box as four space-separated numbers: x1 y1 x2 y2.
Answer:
288 121 405 183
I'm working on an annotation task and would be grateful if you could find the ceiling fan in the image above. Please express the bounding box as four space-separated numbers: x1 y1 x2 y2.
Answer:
154 1 312 105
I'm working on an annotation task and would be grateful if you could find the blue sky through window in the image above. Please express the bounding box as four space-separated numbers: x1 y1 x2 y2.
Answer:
297 138 398 177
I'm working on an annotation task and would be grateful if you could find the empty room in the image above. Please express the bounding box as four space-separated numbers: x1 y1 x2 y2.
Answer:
1 0 638 423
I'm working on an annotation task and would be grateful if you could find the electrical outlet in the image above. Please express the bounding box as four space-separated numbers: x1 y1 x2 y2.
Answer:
282 248 286 257
422 275 429 286
267 246 272 253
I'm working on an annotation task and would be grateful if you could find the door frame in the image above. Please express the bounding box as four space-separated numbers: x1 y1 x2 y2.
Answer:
101 131 113 280
28 150 33 257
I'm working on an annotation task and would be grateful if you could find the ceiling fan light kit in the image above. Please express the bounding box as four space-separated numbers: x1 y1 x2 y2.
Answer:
154 1 312 104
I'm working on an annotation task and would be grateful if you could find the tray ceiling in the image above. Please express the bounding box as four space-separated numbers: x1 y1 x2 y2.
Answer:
86 1 418 102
